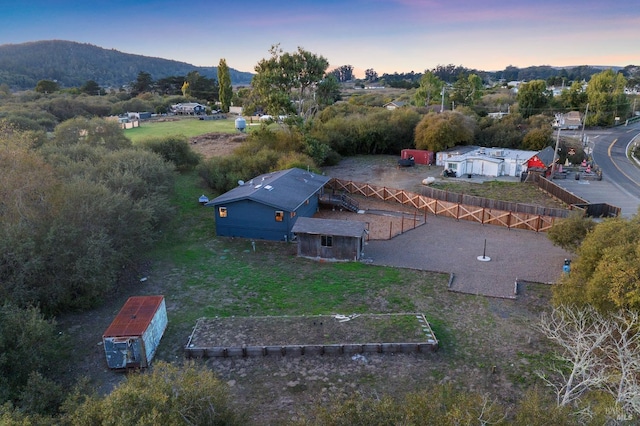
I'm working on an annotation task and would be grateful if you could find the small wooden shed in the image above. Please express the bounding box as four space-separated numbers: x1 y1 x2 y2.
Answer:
291 217 368 261
102 295 168 370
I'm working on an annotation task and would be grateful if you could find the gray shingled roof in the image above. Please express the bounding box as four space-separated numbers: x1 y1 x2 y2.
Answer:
536 146 556 166
291 217 367 237
206 168 330 211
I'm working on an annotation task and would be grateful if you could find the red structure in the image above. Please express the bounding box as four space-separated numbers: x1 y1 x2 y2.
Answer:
401 149 434 165
526 154 547 170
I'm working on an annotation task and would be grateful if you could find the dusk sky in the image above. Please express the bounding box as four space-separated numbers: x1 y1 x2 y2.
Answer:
1 0 638 77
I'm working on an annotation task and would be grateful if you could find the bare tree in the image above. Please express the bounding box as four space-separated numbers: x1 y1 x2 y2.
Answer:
604 310 640 416
535 305 610 407
535 306 640 420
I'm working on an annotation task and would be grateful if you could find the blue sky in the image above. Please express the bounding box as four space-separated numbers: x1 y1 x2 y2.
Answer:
1 0 638 77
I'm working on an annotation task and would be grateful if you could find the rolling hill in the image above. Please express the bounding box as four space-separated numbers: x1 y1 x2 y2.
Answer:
0 40 254 90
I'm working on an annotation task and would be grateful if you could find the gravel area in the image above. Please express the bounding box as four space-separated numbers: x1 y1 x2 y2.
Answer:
363 214 571 298
323 155 573 299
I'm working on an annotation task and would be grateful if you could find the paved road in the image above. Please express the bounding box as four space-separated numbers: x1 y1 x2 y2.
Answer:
363 214 571 299
554 124 640 217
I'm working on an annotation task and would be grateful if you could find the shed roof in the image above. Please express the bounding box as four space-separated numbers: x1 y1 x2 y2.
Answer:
292 217 367 238
207 168 330 211
103 295 165 338
535 146 556 166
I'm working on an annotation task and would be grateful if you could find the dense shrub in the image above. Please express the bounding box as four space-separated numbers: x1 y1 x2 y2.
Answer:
309 106 420 156
1 128 174 314
0 304 68 413
138 135 201 171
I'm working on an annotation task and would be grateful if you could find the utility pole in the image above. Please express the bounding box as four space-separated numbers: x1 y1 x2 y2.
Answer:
552 125 561 177
440 86 445 113
580 103 589 146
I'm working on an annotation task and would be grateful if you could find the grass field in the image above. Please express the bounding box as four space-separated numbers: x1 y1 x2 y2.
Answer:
125 116 238 143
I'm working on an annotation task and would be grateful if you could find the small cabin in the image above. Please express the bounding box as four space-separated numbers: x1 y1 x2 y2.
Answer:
291 217 368 261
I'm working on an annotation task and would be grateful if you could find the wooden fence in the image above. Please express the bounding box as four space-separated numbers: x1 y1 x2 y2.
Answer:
530 173 621 218
326 178 575 232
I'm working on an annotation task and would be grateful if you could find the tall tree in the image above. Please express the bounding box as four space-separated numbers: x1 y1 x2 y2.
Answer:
79 80 103 96
586 69 630 126
450 73 483 107
536 305 640 419
560 81 588 111
131 71 153 96
414 71 444 107
183 70 217 101
517 79 552 118
35 79 60 94
217 58 232 112
329 65 354 82
364 68 378 83
251 44 329 118
315 74 341 108
181 80 190 97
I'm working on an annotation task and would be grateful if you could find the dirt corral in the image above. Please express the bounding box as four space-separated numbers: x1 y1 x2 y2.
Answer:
315 196 425 240
190 132 248 158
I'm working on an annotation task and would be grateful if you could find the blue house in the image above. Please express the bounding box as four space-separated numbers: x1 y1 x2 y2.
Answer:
206 168 330 241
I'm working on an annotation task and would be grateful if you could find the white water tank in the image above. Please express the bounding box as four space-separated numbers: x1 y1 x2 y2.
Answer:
235 117 247 132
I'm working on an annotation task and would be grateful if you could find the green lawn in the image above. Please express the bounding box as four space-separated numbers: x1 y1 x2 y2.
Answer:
125 116 239 143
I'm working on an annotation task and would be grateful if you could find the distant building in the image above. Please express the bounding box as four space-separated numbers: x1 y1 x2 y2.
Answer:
437 146 542 178
553 111 583 130
383 101 407 110
171 102 206 115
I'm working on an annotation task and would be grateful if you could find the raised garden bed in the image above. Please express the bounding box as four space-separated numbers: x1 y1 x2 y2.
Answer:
184 313 438 358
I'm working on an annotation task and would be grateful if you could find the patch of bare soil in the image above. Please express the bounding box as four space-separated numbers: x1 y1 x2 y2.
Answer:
189 132 248 158
187 314 431 348
314 195 425 240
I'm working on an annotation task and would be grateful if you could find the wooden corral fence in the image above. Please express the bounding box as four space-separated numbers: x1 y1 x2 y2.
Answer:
530 173 588 205
326 178 578 232
530 173 621 217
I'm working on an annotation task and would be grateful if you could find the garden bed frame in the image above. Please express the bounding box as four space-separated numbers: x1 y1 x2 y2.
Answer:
184 313 438 358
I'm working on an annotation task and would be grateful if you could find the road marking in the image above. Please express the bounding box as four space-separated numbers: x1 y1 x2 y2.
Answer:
608 138 640 186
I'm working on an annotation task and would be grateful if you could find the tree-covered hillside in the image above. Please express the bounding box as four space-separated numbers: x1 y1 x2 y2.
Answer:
0 40 254 90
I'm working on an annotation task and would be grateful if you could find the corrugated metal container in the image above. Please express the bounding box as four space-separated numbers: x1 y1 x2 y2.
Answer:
401 149 434 165
103 295 168 369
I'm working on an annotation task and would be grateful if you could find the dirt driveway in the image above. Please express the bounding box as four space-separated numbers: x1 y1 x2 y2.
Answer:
322 156 572 298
